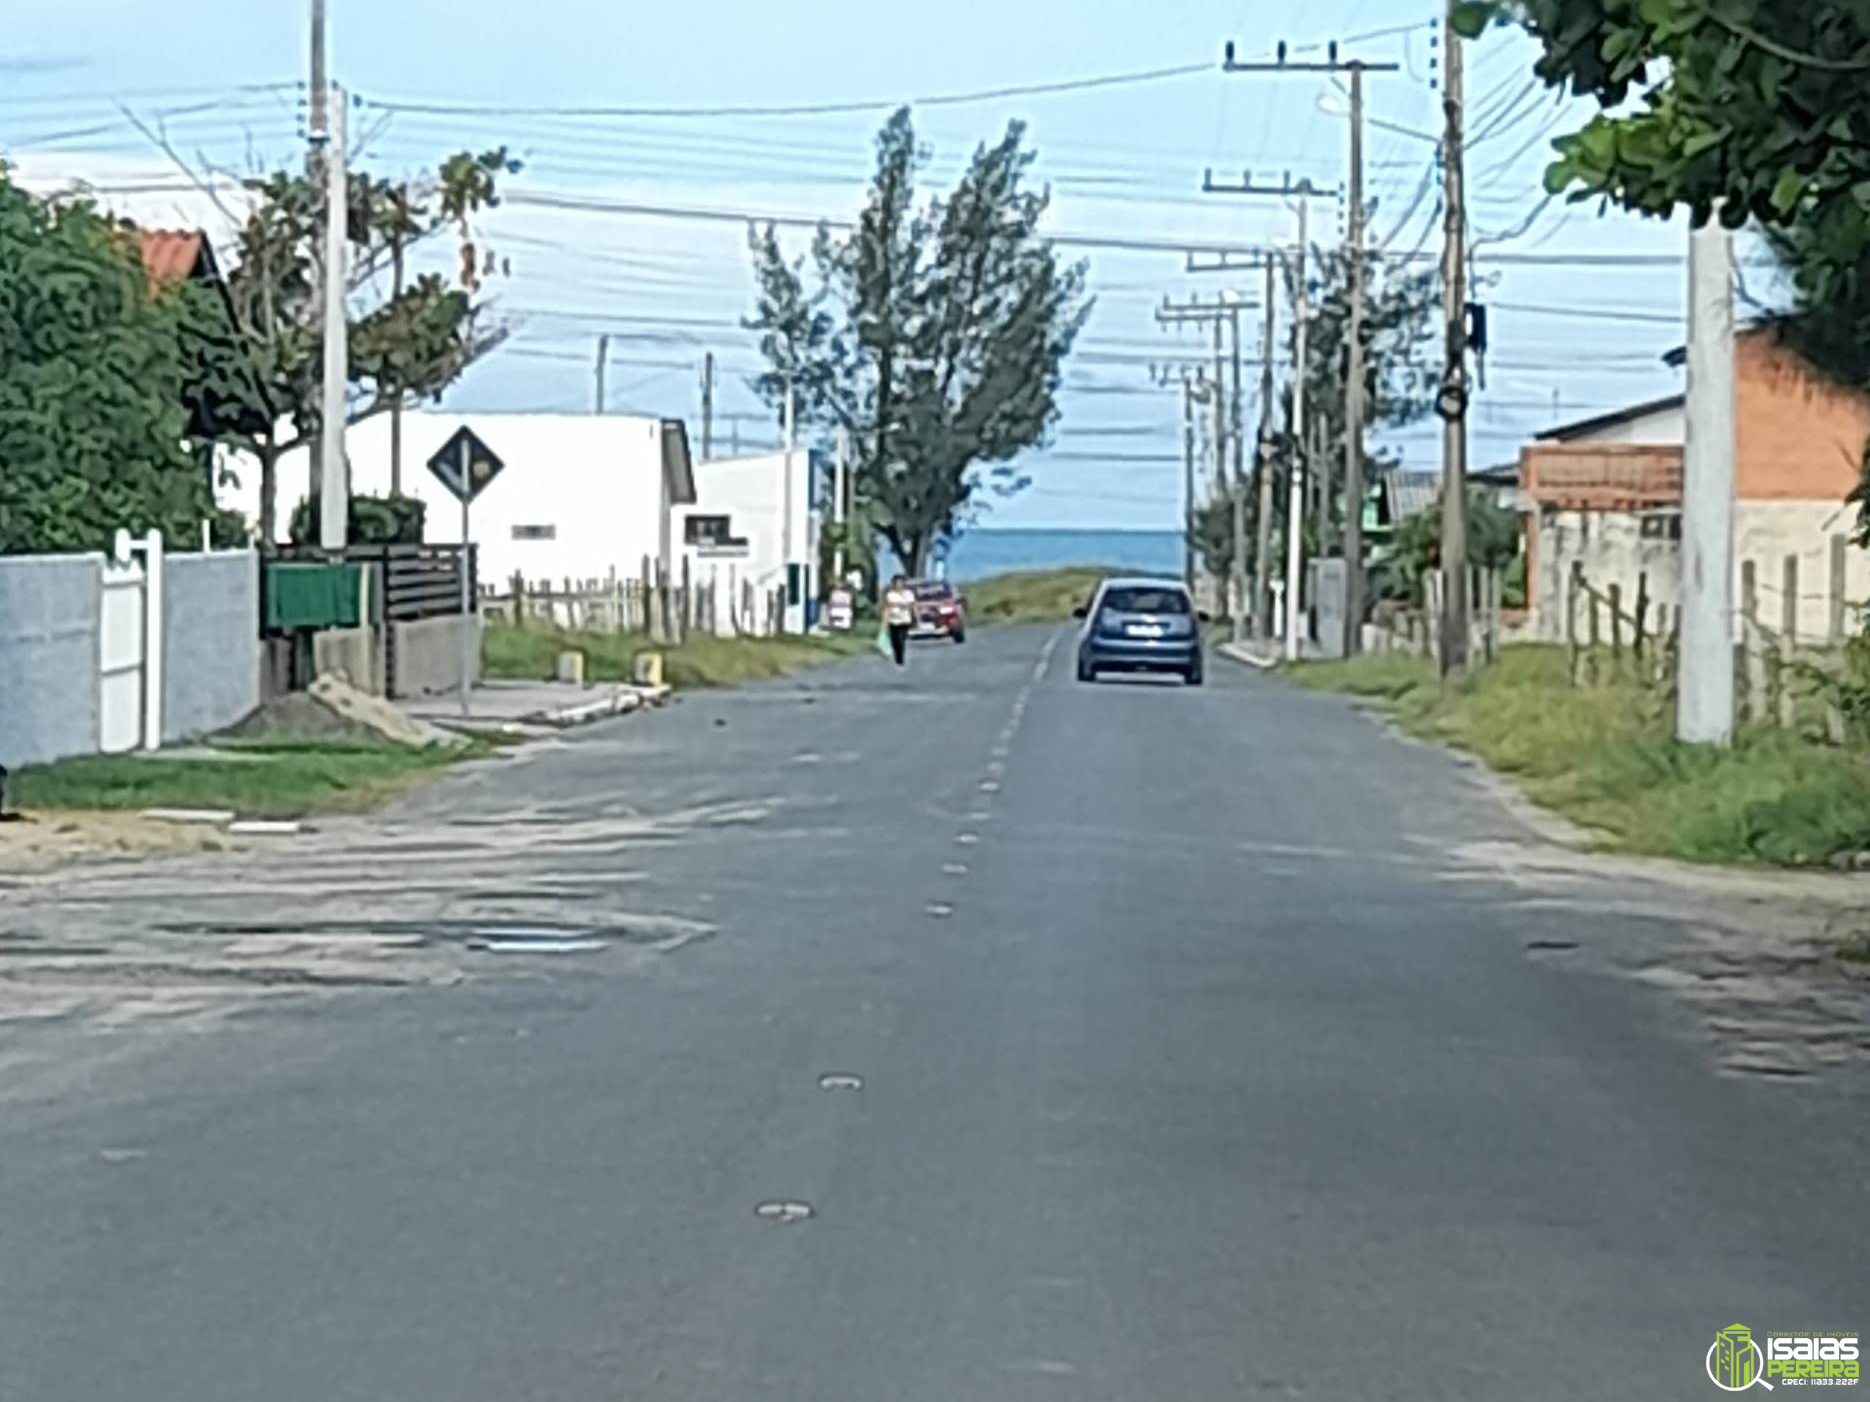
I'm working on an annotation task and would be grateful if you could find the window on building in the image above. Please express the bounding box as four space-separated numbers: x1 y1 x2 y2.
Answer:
1639 511 1682 542
511 524 556 541
685 515 744 547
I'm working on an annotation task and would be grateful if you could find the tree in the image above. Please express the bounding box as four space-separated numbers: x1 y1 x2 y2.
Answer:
0 170 235 553
1453 1 1870 295
218 147 520 542
745 108 1092 575
1368 489 1522 607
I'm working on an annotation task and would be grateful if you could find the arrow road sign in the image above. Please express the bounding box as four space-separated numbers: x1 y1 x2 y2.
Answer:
427 426 505 504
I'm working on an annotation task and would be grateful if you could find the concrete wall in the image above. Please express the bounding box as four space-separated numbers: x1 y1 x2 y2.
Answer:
313 627 383 695
162 550 261 742
0 554 103 767
1736 334 1870 501
1530 502 1867 642
390 614 481 698
678 450 799 635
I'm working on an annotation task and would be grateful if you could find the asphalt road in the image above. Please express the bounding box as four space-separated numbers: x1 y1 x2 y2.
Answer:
3 625 1867 1400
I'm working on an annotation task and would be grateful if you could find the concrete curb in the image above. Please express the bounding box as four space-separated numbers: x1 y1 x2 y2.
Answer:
1217 642 1281 672
527 683 673 728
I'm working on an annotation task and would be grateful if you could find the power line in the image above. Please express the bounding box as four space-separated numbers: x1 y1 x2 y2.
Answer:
358 60 1214 121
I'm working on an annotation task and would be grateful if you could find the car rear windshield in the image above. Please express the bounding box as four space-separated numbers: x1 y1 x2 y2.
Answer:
914 582 953 599
1100 586 1190 615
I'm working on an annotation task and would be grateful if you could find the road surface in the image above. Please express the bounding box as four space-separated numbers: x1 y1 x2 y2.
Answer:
3 625 1866 1400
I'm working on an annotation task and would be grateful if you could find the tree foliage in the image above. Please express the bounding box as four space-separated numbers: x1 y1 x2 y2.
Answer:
1368 490 1522 606
744 108 1092 575
1454 0 1870 295
220 147 520 540
287 492 426 547
0 170 232 553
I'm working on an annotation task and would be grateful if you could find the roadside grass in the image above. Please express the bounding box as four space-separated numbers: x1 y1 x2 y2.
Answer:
964 566 1115 623
9 738 481 819
483 623 873 690
1288 645 1870 867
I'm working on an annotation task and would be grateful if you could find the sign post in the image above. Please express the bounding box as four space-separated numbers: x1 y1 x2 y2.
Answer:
426 427 506 718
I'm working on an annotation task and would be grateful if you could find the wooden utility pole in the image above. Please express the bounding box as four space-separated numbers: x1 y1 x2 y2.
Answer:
700 351 715 459
1288 191 1309 661
316 85 348 550
594 334 609 414
1182 373 1198 589
1437 10 1470 676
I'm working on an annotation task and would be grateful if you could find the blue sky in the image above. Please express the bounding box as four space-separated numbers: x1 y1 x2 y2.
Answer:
5 0 1708 530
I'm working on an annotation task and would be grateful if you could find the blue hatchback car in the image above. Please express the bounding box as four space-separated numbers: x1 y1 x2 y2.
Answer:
1073 577 1205 686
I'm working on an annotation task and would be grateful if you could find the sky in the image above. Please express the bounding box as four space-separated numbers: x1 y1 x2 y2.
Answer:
2 0 1726 531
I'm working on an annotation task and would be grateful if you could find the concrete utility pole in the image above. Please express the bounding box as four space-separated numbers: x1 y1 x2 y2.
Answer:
1437 10 1471 676
1228 292 1246 642
1221 39 1398 654
308 0 327 141
1288 192 1310 661
1678 217 1737 744
317 86 348 551
833 426 849 586
1182 373 1198 588
1255 254 1278 639
700 351 715 459
594 334 609 414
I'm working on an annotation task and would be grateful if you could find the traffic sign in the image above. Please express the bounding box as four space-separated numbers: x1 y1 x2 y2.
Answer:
427 426 505 504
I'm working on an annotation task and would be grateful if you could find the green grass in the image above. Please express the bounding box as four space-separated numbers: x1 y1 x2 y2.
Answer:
10 739 480 819
482 624 873 690
1289 645 1870 868
963 567 1115 624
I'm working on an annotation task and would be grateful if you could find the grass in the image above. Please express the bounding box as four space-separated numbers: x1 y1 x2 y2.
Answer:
483 623 874 690
963 566 1115 623
9 739 481 819
1289 644 1870 868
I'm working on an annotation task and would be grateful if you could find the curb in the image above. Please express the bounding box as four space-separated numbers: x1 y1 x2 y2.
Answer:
1217 642 1281 671
528 685 669 729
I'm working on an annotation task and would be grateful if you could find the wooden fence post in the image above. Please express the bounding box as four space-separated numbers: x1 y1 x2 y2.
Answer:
1830 534 1850 645
679 555 692 645
1607 582 1623 678
1566 561 1582 687
1632 571 1649 666
643 555 661 644
1735 560 1750 725
1779 553 1799 730
1586 586 1601 687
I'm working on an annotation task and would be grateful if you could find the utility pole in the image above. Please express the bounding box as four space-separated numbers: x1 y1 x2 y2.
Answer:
1254 254 1278 639
833 426 850 587
308 0 327 140
594 334 609 414
1182 372 1198 588
1157 293 1259 620
1343 61 1369 652
1287 192 1309 662
317 86 348 551
1678 217 1737 744
700 351 715 459
1222 40 1398 655
1437 11 1470 676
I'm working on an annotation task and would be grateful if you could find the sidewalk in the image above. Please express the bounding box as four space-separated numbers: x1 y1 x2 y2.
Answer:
399 679 671 736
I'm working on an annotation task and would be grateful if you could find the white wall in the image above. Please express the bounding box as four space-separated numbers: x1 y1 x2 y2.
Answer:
1532 501 1866 642
676 450 815 634
1540 402 1686 447
219 413 679 589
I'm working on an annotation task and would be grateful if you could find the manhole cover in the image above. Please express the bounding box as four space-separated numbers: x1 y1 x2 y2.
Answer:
818 1073 863 1092
753 1199 814 1223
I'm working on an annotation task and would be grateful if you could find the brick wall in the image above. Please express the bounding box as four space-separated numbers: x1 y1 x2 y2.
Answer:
1734 333 1870 501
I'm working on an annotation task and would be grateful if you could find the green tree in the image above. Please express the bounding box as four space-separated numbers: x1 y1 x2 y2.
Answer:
219 148 520 542
0 170 232 553
1453 1 1870 295
1368 489 1522 606
745 108 1092 575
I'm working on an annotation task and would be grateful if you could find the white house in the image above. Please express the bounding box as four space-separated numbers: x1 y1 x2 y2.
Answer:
219 412 698 589
674 447 820 635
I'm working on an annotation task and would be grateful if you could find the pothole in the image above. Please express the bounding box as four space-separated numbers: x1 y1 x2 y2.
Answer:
753 1199 814 1223
817 1073 863 1092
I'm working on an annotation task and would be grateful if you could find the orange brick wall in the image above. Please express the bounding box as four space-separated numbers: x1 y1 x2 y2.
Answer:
1735 332 1870 500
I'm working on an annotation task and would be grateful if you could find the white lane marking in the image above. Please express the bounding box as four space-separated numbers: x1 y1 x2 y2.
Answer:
955 832 980 846
986 759 1005 776
1033 627 1063 683
925 902 954 918
942 862 968 875
966 810 993 822
979 780 1001 794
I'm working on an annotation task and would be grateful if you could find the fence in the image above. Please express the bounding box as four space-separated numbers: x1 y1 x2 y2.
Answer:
1364 566 1510 666
0 545 260 768
480 557 789 645
1564 546 1866 739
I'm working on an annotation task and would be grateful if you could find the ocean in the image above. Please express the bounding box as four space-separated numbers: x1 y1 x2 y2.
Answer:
916 529 1186 583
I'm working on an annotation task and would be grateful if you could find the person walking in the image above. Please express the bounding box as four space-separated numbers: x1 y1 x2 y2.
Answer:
881 573 916 667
